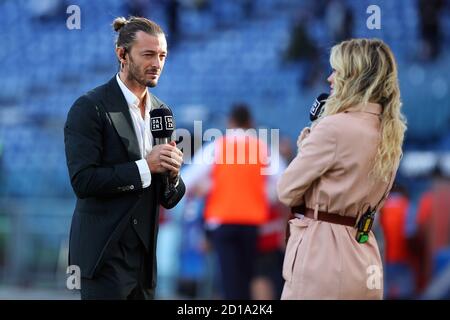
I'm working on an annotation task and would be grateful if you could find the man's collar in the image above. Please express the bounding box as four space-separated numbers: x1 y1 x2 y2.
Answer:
116 73 151 111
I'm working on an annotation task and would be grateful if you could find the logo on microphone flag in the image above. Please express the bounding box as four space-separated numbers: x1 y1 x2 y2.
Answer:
151 117 163 131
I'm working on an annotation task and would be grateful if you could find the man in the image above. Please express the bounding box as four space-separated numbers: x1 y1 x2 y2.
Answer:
413 165 450 296
64 16 185 300
183 105 280 299
379 184 414 299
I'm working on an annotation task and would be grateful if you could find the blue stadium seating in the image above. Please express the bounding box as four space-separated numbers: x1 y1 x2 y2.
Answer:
0 0 448 200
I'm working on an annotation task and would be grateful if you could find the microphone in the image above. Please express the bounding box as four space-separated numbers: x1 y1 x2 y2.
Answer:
150 106 175 144
309 93 329 122
150 106 177 199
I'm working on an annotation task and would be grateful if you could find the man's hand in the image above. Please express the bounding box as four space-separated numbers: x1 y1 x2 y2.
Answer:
161 141 183 180
146 141 183 178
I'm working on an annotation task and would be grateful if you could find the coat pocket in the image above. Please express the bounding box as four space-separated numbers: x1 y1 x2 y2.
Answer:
282 217 309 283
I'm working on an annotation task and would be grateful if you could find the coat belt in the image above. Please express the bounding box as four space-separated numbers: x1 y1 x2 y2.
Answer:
291 206 357 227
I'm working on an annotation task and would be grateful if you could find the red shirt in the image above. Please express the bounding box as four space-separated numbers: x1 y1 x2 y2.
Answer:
380 194 410 263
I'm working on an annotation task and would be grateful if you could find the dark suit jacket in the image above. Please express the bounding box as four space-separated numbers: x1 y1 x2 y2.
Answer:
64 76 185 287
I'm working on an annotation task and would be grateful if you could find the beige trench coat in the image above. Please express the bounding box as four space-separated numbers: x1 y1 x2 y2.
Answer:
277 103 398 300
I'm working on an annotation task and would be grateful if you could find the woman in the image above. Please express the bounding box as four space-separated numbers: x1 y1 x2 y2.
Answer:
277 38 407 299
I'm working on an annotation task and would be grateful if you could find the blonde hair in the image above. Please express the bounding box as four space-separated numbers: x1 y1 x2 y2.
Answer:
321 38 407 182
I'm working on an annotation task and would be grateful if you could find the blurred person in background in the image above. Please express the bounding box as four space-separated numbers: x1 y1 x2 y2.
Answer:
0 140 3 184
176 188 210 299
380 184 415 299
418 0 445 61
176 134 212 299
278 38 407 299
410 163 450 296
251 189 289 300
165 0 180 47
250 203 286 300
324 0 353 44
251 138 292 300
284 13 322 90
64 16 185 300
183 104 279 299
26 0 67 23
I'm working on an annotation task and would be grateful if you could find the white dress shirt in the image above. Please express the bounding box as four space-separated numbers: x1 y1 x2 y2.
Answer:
116 74 152 188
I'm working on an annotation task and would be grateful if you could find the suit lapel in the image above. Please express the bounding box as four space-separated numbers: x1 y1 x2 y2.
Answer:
103 76 141 161
149 92 163 111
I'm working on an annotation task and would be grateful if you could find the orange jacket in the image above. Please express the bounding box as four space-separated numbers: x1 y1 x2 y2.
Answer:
204 135 269 225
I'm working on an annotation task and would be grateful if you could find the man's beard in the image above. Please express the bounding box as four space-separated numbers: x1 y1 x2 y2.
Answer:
127 58 157 88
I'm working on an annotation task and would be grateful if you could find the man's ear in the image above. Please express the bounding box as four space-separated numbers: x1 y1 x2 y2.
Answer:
115 47 127 65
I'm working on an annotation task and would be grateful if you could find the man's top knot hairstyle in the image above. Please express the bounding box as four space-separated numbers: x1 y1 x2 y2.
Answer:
112 16 165 51
112 17 128 32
